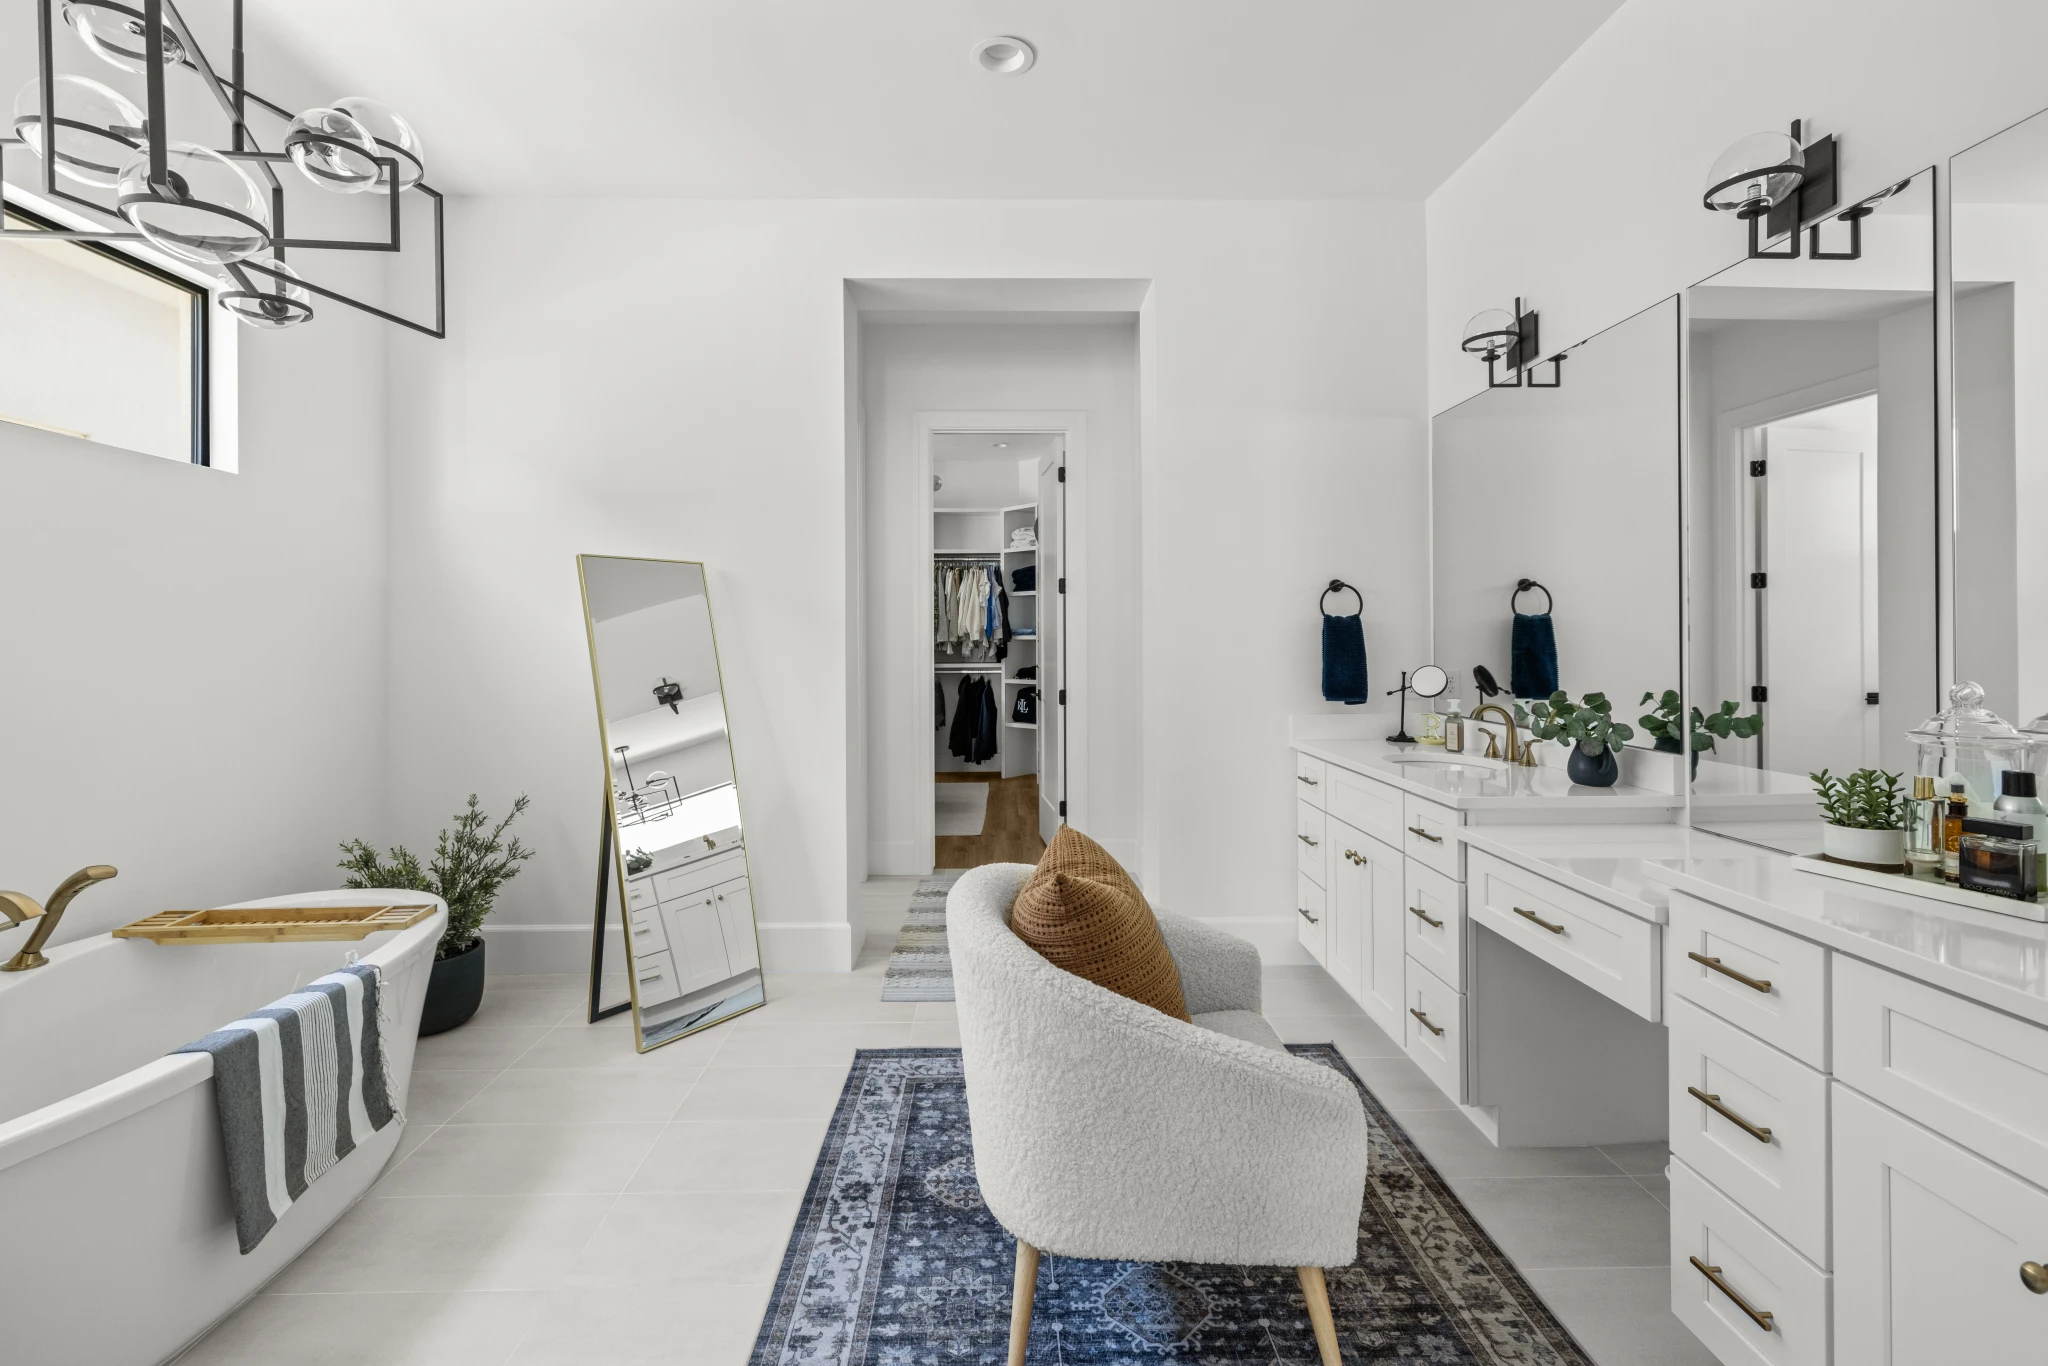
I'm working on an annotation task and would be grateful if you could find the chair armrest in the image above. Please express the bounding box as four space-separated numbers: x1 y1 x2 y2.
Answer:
1156 912 1262 1015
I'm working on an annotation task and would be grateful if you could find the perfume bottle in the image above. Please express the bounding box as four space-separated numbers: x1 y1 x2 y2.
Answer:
1993 769 2048 888
1905 775 1944 873
1943 780 1969 883
1957 818 2041 901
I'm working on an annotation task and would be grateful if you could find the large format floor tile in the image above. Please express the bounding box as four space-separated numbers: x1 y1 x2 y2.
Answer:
1451 1175 1673 1270
179 1290 539 1366
1525 1267 1721 1366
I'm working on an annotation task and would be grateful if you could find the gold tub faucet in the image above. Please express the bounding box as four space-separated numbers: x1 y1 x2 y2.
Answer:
1 865 118 972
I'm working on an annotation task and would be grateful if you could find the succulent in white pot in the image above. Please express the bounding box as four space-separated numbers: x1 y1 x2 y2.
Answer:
1811 768 1908 870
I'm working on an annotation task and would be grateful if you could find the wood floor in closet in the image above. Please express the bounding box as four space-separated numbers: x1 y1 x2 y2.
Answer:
934 773 1046 868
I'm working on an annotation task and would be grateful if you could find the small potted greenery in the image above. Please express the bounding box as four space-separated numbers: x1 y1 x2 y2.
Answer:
1639 691 1764 778
339 794 533 1035
1527 691 1636 787
1811 768 1907 870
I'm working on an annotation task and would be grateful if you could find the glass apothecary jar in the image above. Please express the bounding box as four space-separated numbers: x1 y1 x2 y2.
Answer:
1909 682 2030 813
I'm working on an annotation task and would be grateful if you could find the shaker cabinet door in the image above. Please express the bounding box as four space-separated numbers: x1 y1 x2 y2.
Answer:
1833 1082 2048 1364
663 892 733 996
713 876 759 974
1326 819 1369 1002
1361 850 1407 1040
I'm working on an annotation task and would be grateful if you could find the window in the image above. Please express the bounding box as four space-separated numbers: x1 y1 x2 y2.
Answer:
0 209 208 465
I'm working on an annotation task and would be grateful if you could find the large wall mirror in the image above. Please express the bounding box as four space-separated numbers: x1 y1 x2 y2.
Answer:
1683 168 1937 851
577 555 763 1050
1954 112 2048 737
1433 296 1682 778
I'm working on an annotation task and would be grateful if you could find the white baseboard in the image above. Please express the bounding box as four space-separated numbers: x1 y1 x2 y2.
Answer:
756 920 857 973
1186 915 1315 965
484 919 858 975
867 839 922 877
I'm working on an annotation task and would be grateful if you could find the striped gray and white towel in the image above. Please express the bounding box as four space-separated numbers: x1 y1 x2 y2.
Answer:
175 963 400 1254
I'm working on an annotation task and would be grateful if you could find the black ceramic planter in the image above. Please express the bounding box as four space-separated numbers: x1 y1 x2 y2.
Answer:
419 938 486 1036
1653 734 1702 779
1567 741 1621 787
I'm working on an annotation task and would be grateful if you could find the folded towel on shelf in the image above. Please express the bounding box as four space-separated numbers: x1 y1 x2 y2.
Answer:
1011 565 1035 592
174 964 399 1254
1322 612 1369 704
1510 612 1559 699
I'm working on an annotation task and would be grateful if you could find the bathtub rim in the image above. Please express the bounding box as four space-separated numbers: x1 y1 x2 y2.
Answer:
0 889 446 1175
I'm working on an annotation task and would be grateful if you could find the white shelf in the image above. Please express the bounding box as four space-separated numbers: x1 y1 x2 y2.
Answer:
1003 676 1037 685
933 548 1002 556
1005 721 1037 730
1002 545 1037 555
935 506 1006 514
1001 502 1037 513
1011 590 1036 597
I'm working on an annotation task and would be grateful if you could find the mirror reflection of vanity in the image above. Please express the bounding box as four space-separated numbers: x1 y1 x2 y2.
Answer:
577 556 764 1050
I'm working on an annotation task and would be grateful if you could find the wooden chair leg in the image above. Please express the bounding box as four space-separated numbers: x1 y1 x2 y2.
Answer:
1008 1240 1041 1366
1297 1265 1341 1366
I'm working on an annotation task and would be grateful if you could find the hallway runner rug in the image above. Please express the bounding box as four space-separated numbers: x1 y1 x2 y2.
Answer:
750 1046 1595 1366
879 871 962 1002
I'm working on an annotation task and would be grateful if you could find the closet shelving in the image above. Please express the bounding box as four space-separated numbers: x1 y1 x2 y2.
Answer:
935 500 1039 782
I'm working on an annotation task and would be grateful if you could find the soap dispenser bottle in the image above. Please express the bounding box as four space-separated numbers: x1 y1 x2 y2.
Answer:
1443 700 1465 754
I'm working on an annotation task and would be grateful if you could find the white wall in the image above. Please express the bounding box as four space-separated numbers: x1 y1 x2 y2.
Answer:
592 598 720 722
1427 0 2048 415
386 197 1428 972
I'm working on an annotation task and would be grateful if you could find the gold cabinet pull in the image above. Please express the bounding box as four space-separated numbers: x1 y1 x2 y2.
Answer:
1298 774 1320 786
1687 1086 1774 1144
1689 1257 1775 1332
1298 907 1320 924
2022 1261 2048 1295
1514 906 1565 935
1298 834 1320 846
1688 951 1772 994
1343 849 1367 866
1407 825 1445 844
1409 1007 1445 1036
1409 905 1444 929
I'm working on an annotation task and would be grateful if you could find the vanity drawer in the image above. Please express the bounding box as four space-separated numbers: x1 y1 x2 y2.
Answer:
1402 956 1465 1104
1669 997 1831 1269
625 876 658 911
631 948 684 1006
626 903 669 956
1296 873 1327 963
1833 955 2048 1189
1404 860 1464 989
1328 766 1403 849
1668 893 1828 1071
1670 1158 1830 1366
1402 794 1463 881
1294 753 1327 808
1469 850 1660 1021
653 848 746 906
1296 801 1327 885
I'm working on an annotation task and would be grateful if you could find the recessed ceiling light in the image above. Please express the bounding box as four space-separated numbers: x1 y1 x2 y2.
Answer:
972 36 1036 76
992 441 1010 448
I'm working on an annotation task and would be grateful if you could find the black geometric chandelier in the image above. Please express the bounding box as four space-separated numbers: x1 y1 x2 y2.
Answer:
3 0 443 335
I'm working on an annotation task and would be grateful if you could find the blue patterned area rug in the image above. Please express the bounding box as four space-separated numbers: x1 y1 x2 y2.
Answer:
750 1047 1594 1366
879 872 962 1002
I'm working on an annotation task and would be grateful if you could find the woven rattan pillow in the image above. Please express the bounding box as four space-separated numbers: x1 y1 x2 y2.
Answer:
1009 826 1190 1022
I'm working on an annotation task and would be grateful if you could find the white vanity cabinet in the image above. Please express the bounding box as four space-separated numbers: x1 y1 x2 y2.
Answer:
625 846 754 1002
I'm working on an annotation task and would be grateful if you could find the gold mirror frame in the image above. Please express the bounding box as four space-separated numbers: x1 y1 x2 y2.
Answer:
575 554 766 1051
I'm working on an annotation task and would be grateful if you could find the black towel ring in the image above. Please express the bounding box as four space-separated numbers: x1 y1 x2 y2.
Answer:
1320 578 1363 615
1511 578 1552 615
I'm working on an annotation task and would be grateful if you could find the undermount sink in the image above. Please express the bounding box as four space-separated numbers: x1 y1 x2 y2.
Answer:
1386 752 1506 770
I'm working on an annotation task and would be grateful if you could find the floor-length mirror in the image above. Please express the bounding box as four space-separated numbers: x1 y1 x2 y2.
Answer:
577 555 763 1049
1432 296 1682 791
1684 168 1938 851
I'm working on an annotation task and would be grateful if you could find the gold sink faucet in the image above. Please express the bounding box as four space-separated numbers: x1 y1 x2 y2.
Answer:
1467 705 1525 766
1 865 118 972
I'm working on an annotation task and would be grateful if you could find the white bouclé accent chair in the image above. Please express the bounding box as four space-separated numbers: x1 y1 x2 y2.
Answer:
948 863 1370 1366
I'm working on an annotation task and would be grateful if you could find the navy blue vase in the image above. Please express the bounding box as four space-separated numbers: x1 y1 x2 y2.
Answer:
1653 734 1702 779
1567 741 1620 787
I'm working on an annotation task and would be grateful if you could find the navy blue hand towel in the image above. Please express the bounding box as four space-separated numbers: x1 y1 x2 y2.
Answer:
1511 612 1558 699
1322 613 1369 704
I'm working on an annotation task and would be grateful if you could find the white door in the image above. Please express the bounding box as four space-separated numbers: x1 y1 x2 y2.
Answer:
1761 425 1876 777
1361 852 1406 1039
712 875 758 974
1834 1082 2048 1363
1037 444 1066 842
1327 820 1367 1000
663 891 732 995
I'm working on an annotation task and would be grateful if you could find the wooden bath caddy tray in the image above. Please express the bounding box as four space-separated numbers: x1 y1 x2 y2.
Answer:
113 903 438 944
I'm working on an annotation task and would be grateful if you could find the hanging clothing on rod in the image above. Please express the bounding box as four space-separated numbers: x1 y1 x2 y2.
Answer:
934 560 1010 660
945 674 1000 765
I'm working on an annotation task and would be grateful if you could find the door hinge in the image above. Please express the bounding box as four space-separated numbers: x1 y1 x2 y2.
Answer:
1057 577 1066 594
1866 691 1880 705
1057 466 1066 483
1750 571 1767 589
1058 688 1066 706
1749 459 1767 476
1058 799 1066 817
1751 684 1769 703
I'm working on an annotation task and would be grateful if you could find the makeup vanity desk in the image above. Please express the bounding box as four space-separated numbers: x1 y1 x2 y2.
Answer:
1292 737 2048 1364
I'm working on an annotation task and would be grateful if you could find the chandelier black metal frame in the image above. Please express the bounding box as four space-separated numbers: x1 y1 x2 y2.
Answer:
2 0 443 336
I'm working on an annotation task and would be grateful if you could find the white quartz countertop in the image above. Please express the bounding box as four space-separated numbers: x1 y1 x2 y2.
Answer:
1457 823 1783 922
1643 855 2048 1030
1292 738 1681 813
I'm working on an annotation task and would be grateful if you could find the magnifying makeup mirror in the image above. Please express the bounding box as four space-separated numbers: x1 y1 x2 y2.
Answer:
1386 664 1448 744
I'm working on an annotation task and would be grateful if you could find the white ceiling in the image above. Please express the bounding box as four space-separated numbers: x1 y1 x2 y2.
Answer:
933 432 1060 461
250 0 1625 199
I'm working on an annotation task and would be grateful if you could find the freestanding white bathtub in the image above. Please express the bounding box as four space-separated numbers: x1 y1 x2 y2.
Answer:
0 888 446 1366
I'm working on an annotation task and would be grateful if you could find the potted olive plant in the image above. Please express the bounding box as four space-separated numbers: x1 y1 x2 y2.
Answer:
1527 691 1636 787
339 794 533 1035
1811 768 1907 870
1639 691 1763 778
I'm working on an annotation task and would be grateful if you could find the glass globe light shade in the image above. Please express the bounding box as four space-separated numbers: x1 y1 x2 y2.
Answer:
12 74 145 188
220 260 312 329
285 107 380 194
1703 132 1805 216
1460 308 1519 357
116 142 269 265
61 0 186 74
331 96 424 191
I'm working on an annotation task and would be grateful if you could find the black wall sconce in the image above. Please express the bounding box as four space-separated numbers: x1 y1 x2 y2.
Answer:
1701 119 1879 261
653 677 684 713
1460 297 1563 389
